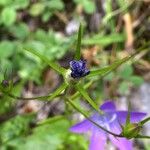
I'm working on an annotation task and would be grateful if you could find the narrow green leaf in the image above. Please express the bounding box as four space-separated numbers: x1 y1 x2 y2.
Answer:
140 117 150 125
75 24 82 60
5 82 68 101
38 116 65 125
87 56 131 78
136 135 150 139
126 101 131 125
71 81 93 100
75 83 101 113
82 33 125 46
130 76 144 86
44 82 68 101
67 97 121 137
25 49 66 75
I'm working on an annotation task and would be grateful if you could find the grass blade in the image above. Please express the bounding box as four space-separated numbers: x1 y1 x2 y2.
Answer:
74 24 82 60
45 82 68 101
25 49 66 75
87 56 131 78
82 33 125 46
75 83 100 113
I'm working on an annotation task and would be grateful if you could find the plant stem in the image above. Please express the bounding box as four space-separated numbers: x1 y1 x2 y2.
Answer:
66 97 123 137
3 82 68 101
140 117 150 125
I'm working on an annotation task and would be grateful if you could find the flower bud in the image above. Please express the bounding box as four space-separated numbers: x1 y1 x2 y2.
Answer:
121 123 142 139
69 60 90 79
0 80 13 93
1 80 9 87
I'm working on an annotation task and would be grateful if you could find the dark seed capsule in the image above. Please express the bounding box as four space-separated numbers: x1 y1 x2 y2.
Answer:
69 60 90 79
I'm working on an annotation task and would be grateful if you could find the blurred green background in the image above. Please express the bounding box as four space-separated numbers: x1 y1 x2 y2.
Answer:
0 0 150 149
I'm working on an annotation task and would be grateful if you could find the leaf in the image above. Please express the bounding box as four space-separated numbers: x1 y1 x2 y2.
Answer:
136 135 150 139
0 0 11 6
47 0 64 10
4 118 69 150
1 7 16 26
0 41 15 58
83 0 96 14
104 72 115 81
87 56 131 78
82 33 125 46
17 56 42 82
26 29 72 60
75 24 82 60
145 144 150 150
0 80 25 114
126 101 131 125
0 114 34 144
42 11 52 22
74 0 96 14
12 0 29 9
0 0 29 8
130 76 144 86
29 3 45 16
118 81 130 95
118 64 133 79
5 81 68 101
75 83 100 112
39 82 68 101
140 117 150 126
71 81 92 100
103 0 132 24
9 23 30 39
25 48 66 75
38 116 65 125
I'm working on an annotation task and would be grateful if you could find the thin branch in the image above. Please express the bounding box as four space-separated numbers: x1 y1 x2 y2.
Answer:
66 97 123 137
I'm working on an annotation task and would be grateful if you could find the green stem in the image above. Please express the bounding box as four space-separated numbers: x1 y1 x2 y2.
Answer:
136 134 150 139
6 93 53 100
25 49 66 75
37 115 65 126
71 81 93 100
75 83 102 114
140 117 150 125
4 82 68 101
75 24 82 60
66 97 123 137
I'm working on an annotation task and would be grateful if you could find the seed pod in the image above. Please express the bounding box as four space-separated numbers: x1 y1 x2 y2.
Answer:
121 123 142 139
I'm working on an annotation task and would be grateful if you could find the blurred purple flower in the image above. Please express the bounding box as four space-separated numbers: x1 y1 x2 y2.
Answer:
70 60 90 79
70 101 146 150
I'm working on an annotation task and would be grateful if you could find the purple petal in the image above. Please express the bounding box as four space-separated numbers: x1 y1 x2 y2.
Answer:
89 128 106 150
80 60 86 69
108 119 133 149
84 69 90 76
109 135 133 150
109 119 122 134
70 119 91 133
69 60 77 70
100 101 116 111
115 111 146 124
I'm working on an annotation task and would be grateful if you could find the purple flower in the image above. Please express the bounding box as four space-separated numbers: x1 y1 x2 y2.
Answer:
70 60 90 78
70 101 146 150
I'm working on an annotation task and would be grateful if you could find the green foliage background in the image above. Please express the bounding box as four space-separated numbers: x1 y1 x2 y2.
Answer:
0 0 149 149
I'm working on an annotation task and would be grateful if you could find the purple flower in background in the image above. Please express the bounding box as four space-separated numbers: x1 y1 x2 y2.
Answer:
70 101 146 150
70 60 90 78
